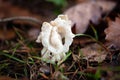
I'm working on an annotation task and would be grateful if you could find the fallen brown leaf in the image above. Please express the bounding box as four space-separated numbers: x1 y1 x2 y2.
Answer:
64 1 116 34
80 43 107 63
105 17 120 48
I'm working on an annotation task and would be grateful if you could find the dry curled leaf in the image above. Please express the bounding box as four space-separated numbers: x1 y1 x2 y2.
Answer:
105 17 120 48
64 1 116 34
80 43 107 63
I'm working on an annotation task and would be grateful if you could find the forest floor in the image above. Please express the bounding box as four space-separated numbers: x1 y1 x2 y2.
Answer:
0 0 120 80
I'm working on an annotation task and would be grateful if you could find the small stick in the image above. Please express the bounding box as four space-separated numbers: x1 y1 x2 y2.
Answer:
0 16 41 25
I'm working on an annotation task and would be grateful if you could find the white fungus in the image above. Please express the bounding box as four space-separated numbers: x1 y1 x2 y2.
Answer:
36 15 75 63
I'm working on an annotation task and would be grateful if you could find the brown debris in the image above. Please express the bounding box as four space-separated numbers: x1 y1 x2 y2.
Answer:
105 17 120 48
0 76 15 80
80 43 107 63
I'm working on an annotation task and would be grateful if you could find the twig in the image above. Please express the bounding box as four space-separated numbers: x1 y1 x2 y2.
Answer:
0 16 41 25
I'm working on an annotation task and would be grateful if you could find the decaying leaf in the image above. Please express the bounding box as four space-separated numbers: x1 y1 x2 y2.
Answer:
64 1 116 33
80 43 107 63
104 17 120 48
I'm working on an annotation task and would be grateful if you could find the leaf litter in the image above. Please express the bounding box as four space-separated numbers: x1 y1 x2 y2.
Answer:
64 0 116 34
0 0 120 80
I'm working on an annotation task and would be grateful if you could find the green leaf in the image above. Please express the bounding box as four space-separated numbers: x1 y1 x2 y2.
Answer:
94 69 101 80
57 51 72 65
90 25 98 40
46 0 67 7
1 52 25 63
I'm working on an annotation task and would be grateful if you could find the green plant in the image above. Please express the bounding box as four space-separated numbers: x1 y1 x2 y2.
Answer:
46 0 67 7
46 0 67 15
